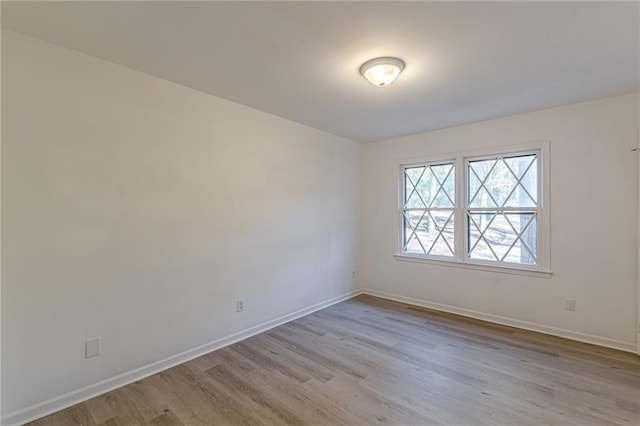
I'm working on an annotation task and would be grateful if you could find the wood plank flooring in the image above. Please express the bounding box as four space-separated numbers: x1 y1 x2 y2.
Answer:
28 295 640 425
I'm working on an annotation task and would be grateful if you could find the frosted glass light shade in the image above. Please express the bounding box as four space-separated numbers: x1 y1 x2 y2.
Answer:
359 57 405 87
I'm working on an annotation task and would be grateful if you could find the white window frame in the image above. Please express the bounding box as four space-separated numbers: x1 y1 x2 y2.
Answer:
395 141 551 278
400 159 457 260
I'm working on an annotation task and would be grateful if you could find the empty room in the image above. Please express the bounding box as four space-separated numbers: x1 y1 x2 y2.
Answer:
1 1 639 425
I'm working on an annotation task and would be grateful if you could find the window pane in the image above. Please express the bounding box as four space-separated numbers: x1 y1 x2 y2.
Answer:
403 210 454 257
404 166 426 208
468 159 497 207
405 167 426 208
504 155 537 207
468 154 537 208
404 163 454 208
431 164 456 208
468 211 536 264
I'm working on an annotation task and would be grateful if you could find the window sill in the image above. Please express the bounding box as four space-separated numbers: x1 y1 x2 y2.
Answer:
393 253 553 278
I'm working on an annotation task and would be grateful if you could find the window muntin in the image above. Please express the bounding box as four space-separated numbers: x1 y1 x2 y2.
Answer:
401 162 455 257
398 145 547 273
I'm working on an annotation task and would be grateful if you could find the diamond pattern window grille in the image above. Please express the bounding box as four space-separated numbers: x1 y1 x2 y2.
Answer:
400 149 543 269
468 154 537 208
404 164 455 209
466 153 539 266
402 163 455 257
467 212 537 264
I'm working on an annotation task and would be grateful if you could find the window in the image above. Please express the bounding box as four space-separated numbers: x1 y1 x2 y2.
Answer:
398 142 550 275
402 162 456 257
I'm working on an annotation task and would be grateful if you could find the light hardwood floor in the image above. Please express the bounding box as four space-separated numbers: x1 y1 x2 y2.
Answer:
29 295 640 425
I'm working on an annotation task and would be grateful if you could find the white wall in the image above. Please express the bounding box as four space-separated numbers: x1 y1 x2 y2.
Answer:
1 30 360 419
360 93 639 350
637 98 640 355
0 10 3 423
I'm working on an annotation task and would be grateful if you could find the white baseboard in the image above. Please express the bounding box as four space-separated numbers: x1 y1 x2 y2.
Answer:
6 287 634 425
361 288 637 354
2 289 363 426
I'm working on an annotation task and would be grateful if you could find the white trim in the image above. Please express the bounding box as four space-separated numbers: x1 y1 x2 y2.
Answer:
362 288 637 354
393 253 552 278
1 289 363 426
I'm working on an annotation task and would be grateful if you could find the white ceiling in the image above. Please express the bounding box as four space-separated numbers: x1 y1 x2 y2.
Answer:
2 1 639 142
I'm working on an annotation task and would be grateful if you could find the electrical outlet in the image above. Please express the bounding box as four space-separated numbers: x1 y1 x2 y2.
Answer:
352 271 356 279
236 299 244 313
85 337 101 359
565 298 576 312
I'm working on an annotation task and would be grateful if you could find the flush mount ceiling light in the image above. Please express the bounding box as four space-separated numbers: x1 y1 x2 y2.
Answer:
359 57 405 87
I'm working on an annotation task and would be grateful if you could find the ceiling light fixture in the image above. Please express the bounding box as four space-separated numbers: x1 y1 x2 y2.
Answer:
359 57 405 87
